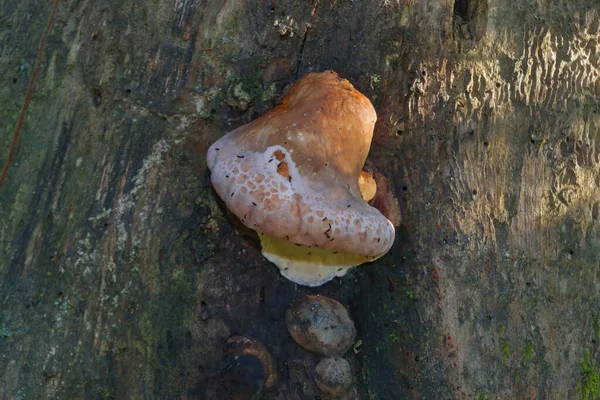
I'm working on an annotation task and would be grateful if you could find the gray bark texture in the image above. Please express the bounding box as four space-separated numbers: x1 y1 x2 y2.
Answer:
1 0 600 398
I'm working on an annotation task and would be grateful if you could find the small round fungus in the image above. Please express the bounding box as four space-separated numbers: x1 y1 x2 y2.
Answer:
314 357 353 397
207 71 395 286
285 294 356 357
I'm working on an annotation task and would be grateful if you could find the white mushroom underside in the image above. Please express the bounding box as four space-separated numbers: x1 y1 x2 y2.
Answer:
259 233 381 286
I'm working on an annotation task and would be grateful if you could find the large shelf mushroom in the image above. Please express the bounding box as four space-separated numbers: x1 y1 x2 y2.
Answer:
207 71 395 286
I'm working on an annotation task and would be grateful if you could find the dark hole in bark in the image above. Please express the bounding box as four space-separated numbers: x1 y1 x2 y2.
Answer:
92 88 102 106
453 0 488 42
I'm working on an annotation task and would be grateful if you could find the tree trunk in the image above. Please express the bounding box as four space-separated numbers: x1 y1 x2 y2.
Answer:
1 0 599 398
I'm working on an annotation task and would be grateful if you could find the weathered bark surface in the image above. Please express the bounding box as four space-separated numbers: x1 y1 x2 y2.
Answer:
1 0 599 398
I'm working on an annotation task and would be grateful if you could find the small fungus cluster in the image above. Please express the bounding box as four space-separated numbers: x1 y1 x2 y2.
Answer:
207 71 395 286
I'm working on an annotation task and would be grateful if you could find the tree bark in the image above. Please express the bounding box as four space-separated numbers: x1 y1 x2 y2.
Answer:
1 0 599 398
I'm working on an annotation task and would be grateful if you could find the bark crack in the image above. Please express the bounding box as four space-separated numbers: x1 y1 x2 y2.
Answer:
0 0 61 189
294 0 320 78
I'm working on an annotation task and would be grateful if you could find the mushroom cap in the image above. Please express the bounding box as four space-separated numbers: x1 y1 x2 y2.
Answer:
207 71 394 258
314 357 353 397
285 294 357 357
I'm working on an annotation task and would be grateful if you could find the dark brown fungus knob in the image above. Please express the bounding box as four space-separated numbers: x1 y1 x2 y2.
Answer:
220 336 278 400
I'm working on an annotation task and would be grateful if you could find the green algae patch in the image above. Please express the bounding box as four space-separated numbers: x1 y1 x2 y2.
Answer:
522 344 535 365
579 351 600 400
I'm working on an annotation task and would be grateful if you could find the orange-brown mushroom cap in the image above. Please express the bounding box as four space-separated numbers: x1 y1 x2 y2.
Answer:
207 71 394 281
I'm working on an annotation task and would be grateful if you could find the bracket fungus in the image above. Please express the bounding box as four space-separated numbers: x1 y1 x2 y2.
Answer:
207 71 395 286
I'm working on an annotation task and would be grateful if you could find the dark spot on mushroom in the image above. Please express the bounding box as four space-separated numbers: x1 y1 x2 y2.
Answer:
337 268 343 271
252 202 257 206
322 217 327 221
284 267 289 271
225 175 230 178
237 155 244 158
215 148 220 151
231 192 235 197
347 204 351 208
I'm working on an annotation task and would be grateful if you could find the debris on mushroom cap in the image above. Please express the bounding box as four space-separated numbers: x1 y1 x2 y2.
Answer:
207 70 395 286
286 294 356 357
314 357 353 398
220 336 278 399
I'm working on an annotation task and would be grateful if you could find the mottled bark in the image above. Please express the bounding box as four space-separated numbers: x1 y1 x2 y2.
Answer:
1 0 599 399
